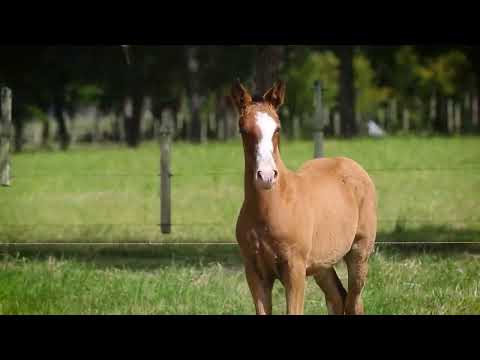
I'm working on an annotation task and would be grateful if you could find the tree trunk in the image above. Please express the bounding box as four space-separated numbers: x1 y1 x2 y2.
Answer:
186 46 203 143
337 46 358 138
189 93 202 143
433 93 449 134
9 99 24 153
225 95 237 139
254 46 284 96
121 46 147 147
41 118 50 147
13 118 23 153
54 93 71 151
467 47 480 134
112 106 123 142
124 92 143 147
476 75 480 134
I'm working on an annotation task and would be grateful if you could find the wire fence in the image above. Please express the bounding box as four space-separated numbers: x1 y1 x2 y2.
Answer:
1 242 478 246
2 163 479 247
2 219 480 226
6 166 480 178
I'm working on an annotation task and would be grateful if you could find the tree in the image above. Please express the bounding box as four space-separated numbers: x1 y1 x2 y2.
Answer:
185 46 204 143
335 46 358 137
254 46 284 95
0 46 49 152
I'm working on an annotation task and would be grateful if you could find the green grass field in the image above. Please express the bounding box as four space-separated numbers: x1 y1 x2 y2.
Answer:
1 250 479 315
1 136 479 244
0 136 479 314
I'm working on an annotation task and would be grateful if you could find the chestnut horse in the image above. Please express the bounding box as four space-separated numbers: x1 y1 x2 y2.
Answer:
232 80 377 315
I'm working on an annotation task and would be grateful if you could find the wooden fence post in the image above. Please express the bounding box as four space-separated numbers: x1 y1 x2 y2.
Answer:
447 99 454 134
355 110 364 135
292 115 300 140
1 87 12 187
402 107 410 133
463 93 470 132
377 107 385 130
200 97 207 144
389 98 397 132
324 106 331 129
454 102 462 134
473 93 479 129
313 81 324 158
160 108 174 234
333 112 341 137
429 95 436 132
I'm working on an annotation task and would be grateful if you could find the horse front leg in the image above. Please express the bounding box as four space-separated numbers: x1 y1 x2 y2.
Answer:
282 260 307 315
244 262 274 315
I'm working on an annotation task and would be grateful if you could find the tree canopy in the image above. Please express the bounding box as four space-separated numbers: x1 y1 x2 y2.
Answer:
0 45 477 151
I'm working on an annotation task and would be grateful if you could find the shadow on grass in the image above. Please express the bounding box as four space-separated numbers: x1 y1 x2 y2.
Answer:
1 225 479 271
0 241 245 271
376 224 480 256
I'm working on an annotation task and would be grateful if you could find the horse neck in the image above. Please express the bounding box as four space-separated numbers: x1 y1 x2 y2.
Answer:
243 150 291 219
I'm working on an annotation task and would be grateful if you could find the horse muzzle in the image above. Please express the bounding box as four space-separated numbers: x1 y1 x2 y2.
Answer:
255 168 278 190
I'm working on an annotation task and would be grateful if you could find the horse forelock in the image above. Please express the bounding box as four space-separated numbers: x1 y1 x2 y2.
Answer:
242 102 279 124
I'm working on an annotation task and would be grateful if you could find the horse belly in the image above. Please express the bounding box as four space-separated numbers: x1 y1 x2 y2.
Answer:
307 187 359 271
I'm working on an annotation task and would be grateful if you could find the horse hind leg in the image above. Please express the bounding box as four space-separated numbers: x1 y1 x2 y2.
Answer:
314 267 347 315
344 235 374 315
345 186 377 315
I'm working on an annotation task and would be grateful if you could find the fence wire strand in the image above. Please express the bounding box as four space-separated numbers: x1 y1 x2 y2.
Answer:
1 241 479 246
2 219 480 227
2 166 479 248
6 166 480 179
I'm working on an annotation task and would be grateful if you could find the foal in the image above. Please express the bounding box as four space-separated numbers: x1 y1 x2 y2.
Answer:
232 80 377 315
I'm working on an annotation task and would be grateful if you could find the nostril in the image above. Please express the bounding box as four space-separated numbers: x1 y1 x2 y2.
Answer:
257 171 263 181
273 170 278 179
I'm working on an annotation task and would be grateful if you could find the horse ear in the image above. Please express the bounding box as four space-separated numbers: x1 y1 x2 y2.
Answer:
263 80 286 110
231 79 252 114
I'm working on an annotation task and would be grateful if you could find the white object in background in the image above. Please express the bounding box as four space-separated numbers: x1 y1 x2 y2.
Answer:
367 120 386 138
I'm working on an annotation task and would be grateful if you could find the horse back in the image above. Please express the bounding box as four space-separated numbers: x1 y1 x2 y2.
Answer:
297 156 376 200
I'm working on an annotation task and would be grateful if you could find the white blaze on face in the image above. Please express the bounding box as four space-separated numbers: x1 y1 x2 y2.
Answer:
255 112 278 184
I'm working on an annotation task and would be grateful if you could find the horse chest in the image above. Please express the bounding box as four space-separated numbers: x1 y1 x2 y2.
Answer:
245 224 292 278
